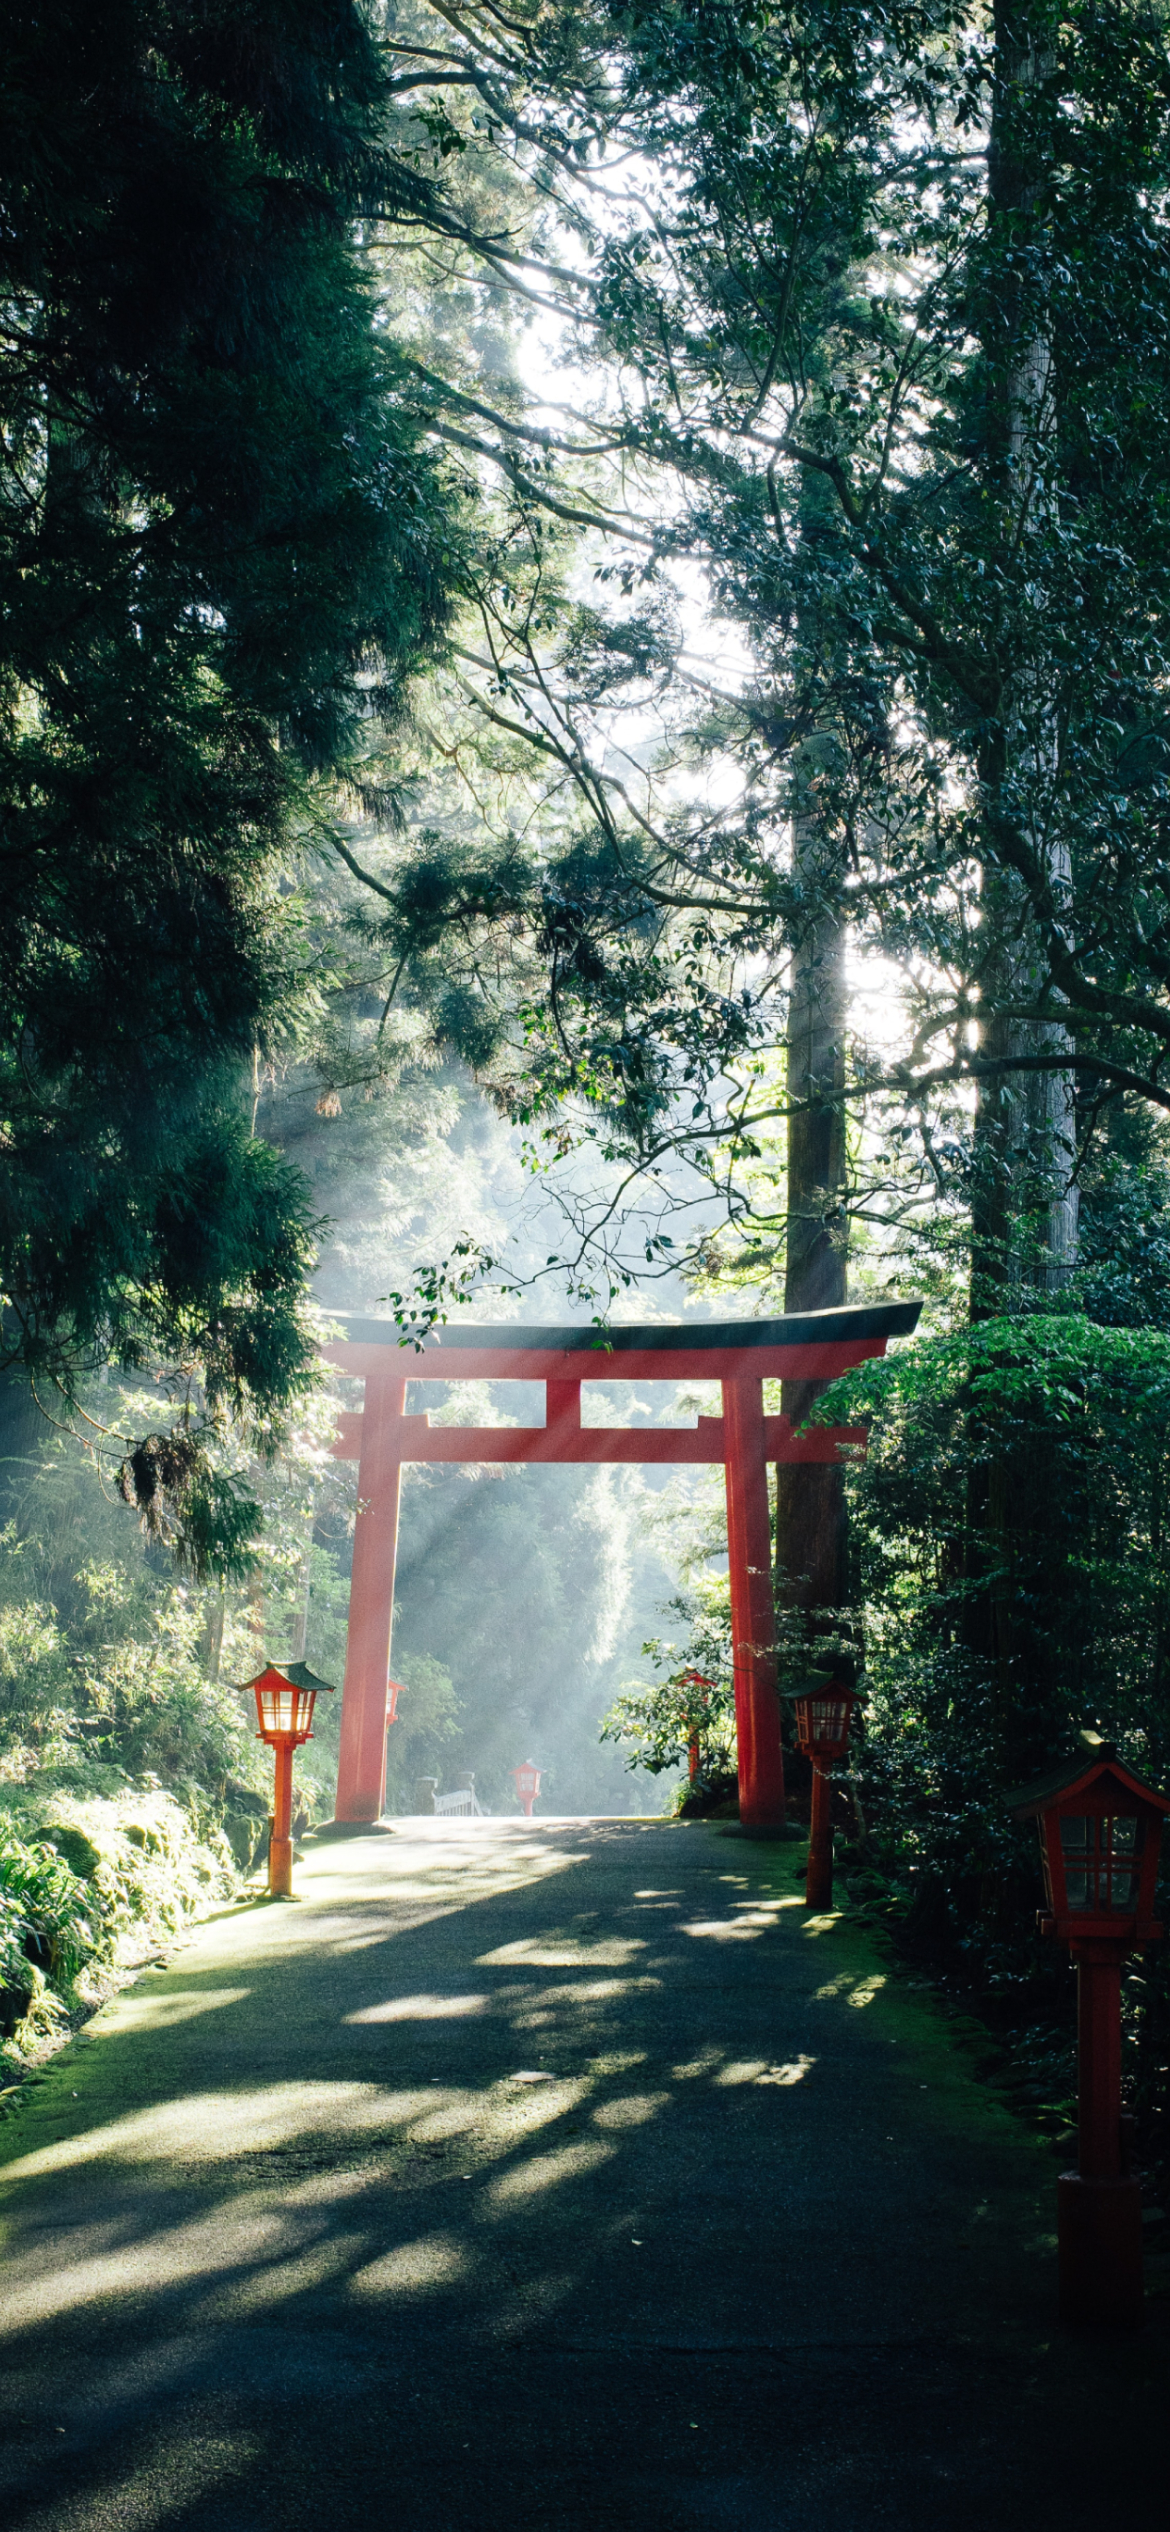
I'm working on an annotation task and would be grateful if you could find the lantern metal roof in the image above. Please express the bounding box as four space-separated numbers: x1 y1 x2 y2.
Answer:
1007 1738 1170 1820
233 1661 338 1699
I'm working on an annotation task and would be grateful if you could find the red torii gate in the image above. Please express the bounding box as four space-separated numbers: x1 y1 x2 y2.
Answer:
325 1302 920 1833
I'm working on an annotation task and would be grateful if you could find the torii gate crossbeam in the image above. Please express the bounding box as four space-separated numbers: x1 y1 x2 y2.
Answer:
324 1303 920 1833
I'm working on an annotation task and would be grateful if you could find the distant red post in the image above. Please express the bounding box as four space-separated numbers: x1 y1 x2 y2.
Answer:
723 1377 785 1832
512 1760 541 1817
335 1375 405 1823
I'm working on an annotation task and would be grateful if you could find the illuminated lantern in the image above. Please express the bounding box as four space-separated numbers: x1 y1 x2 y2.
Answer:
1010 1738 1169 2328
791 1668 858 1912
238 1662 335 1898
511 1760 542 1818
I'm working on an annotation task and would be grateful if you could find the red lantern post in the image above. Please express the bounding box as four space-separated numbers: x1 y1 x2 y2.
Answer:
791 1672 858 1911
237 1662 335 1897
511 1760 542 1818
1010 1740 1169 2328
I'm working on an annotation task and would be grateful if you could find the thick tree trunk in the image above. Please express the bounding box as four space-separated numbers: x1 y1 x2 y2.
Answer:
970 848 1079 1311
971 0 1078 1310
966 0 1078 1770
775 792 848 1620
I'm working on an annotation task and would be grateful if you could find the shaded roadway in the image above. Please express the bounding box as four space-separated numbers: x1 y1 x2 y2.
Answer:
0 1820 1164 2530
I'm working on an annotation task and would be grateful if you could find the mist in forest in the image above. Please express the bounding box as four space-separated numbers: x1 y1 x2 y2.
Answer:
270 1056 734 1816
0 1034 739 1834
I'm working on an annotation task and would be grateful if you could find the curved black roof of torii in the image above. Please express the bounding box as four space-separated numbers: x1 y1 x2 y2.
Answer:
334 1300 921 1354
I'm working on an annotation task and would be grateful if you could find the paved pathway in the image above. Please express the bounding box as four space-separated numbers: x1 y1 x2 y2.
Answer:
0 1821 1163 2529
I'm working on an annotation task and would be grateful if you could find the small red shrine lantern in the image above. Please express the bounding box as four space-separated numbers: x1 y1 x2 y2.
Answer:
1010 1738 1169 2328
790 1668 858 1913
511 1760 542 1818
791 1682 858 1762
1019 1747 1167 1942
238 1661 335 1898
386 1678 407 1728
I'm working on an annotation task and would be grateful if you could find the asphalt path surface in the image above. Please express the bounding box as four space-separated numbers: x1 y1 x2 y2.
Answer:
0 1819 1163 2530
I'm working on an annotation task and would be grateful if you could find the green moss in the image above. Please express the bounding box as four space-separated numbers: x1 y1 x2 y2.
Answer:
39 1825 102 1881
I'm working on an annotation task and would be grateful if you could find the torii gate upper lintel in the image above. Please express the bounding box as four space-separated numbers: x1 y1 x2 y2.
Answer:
324 1302 921 1832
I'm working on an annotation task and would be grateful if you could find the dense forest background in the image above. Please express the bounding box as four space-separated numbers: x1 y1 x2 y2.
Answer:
3 0 1170 2183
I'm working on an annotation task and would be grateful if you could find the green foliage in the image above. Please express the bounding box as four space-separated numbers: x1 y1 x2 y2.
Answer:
0 1777 234 2062
600 1582 734 1778
0 1409 269 1802
821 1313 1170 1768
324 0 1170 1304
0 1782 235 2049
0 1832 96 1998
383 1652 461 1810
600 1662 733 1780
0 0 470 1559
116 1440 265 1587
796 1311 1170 2139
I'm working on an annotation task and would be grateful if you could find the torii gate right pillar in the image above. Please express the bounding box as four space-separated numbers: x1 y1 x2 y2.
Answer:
723 1376 785 1831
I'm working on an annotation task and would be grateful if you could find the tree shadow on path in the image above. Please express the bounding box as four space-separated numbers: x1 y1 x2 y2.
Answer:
0 1821 1162 2530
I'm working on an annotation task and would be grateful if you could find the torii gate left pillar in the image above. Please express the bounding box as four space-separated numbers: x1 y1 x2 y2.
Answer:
324 1305 920 1832
334 1373 406 1824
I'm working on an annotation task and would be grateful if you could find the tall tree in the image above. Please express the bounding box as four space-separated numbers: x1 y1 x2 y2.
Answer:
361 0 1170 1289
970 0 1079 1306
0 0 467 1559
776 738 850 1620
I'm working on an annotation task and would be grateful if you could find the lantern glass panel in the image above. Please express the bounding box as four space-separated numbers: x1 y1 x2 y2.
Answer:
1057 1810 1144 1914
258 1683 300 1736
810 1695 851 1749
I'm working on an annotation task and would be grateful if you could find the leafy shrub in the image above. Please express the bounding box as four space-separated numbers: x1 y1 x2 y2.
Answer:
600 1580 735 1785
0 1783 237 2062
815 1317 1170 2154
0 1829 100 2044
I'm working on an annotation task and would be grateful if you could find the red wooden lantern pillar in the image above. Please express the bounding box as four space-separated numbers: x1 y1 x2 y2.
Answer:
792 1674 857 1911
237 1663 335 1897
270 1737 295 1897
1010 1742 1169 2329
